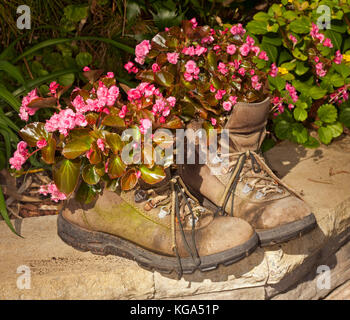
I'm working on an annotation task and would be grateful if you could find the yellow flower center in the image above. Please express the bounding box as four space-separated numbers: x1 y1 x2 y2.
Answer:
343 54 350 62
278 67 289 75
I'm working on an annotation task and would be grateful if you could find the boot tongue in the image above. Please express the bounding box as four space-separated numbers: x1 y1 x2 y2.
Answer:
222 97 270 153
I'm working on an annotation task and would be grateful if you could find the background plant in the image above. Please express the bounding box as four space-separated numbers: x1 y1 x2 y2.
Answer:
245 0 350 148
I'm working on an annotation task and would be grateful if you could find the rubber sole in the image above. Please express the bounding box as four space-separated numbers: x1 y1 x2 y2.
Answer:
57 213 259 276
256 213 317 247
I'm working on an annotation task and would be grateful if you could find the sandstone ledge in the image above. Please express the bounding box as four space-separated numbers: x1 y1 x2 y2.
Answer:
1 135 350 300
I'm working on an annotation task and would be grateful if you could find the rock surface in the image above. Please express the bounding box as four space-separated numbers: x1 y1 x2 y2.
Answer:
1 135 350 300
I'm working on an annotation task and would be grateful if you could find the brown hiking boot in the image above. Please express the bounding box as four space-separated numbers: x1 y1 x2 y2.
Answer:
180 97 317 246
58 176 258 276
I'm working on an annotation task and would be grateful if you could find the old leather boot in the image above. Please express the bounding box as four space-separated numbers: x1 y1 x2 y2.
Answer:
180 97 317 246
58 176 258 276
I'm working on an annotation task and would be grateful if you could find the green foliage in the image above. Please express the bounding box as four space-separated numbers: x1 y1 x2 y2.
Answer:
246 0 350 146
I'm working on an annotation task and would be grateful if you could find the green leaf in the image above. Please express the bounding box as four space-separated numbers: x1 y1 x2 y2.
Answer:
291 123 308 144
0 186 20 236
292 48 308 61
334 63 350 79
327 122 343 138
58 73 75 86
108 155 126 179
253 12 270 21
75 182 99 204
53 158 81 195
75 52 92 68
19 122 48 147
330 73 344 87
0 84 21 111
102 107 126 128
289 17 310 33
154 70 174 88
261 43 278 62
318 126 333 144
339 108 350 127
82 164 100 185
309 86 327 100
207 51 217 72
246 20 268 35
325 30 342 50
64 4 89 22
0 60 25 84
41 137 56 164
275 120 291 140
317 104 338 123
261 138 276 153
295 61 309 76
303 136 320 149
140 165 166 185
268 75 286 92
106 133 124 154
293 107 308 121
62 135 93 159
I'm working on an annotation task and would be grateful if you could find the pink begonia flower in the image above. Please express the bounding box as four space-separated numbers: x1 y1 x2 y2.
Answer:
230 24 245 36
316 62 327 77
159 116 166 123
194 45 207 56
135 40 151 65
246 36 255 46
167 52 179 64
36 139 47 149
310 23 319 38
218 62 228 75
127 88 142 101
289 34 297 44
184 72 193 82
139 118 152 134
190 18 198 29
152 63 160 73
49 81 59 95
106 72 114 78
97 138 105 151
316 33 325 43
201 36 214 44
210 84 216 93
258 51 269 61
124 61 138 73
223 101 232 111
119 105 128 118
83 66 90 72
86 148 93 160
9 141 28 171
334 50 343 64
229 96 238 104
182 46 195 56
323 38 333 48
210 118 217 126
185 60 197 74
19 89 39 122
238 67 246 76
314 56 320 63
239 43 250 56
226 44 237 55
75 113 88 127
136 170 141 179
166 96 176 107
269 63 278 77
286 83 298 102
39 182 66 202
288 104 295 110
215 89 226 100
165 27 169 32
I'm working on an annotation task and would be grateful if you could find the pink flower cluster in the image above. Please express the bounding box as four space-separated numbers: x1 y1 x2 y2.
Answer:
269 63 278 77
45 108 87 136
289 34 297 45
167 52 179 64
139 118 152 134
19 89 39 122
72 82 119 114
285 83 298 103
182 45 207 56
39 182 67 202
272 96 285 115
251 75 262 91
334 50 343 65
330 86 349 105
9 141 28 171
127 82 162 102
230 23 245 36
315 61 327 77
310 23 333 48
49 81 59 96
124 61 139 74
151 96 176 123
184 60 200 81
135 40 151 65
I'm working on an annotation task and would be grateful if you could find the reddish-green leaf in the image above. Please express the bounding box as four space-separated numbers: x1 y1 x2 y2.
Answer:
106 133 123 154
120 169 138 191
155 70 174 88
27 97 57 109
53 158 81 195
41 137 56 164
161 115 184 129
82 164 100 185
102 107 126 128
62 135 93 159
108 154 126 179
140 165 166 184
19 122 48 147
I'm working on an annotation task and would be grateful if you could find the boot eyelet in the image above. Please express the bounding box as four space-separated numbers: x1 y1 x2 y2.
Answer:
242 183 253 194
158 206 169 219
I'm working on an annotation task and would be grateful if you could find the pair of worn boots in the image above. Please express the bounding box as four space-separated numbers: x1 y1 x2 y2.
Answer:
58 98 317 276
